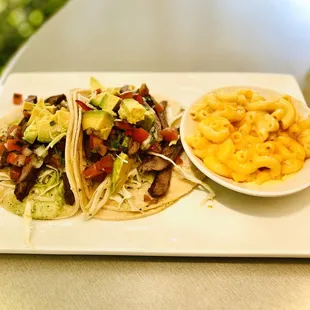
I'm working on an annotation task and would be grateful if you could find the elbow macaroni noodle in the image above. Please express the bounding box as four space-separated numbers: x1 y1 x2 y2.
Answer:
186 88 310 184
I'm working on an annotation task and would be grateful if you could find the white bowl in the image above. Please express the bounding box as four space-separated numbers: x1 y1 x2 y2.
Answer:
180 86 310 197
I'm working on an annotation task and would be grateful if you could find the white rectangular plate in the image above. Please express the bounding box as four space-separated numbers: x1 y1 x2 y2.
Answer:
0 72 309 257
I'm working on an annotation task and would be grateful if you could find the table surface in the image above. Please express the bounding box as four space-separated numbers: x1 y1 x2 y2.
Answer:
1 0 310 309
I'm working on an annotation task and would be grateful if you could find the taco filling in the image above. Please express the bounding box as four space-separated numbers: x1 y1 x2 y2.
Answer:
73 79 214 219
0 94 77 219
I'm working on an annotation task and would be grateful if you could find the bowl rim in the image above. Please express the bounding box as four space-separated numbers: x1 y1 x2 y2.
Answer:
180 85 310 197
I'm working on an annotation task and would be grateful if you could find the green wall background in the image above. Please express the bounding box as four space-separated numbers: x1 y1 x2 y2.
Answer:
0 0 68 74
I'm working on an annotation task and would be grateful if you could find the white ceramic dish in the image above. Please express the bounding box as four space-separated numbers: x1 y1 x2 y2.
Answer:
180 86 310 197
1 72 310 257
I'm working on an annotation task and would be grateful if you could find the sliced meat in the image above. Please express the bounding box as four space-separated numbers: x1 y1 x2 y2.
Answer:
148 166 173 197
138 141 183 173
45 94 67 106
63 173 75 205
83 134 101 163
14 167 39 202
156 100 169 129
18 117 28 127
120 85 131 93
0 151 8 169
128 138 140 157
25 95 37 103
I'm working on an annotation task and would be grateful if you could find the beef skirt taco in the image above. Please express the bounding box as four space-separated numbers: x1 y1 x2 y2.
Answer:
71 78 214 220
0 93 79 220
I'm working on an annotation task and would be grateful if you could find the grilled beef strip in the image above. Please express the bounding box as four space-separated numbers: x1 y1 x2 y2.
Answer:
83 133 101 162
128 138 140 157
44 94 67 106
148 166 173 197
156 100 169 129
120 85 131 93
63 172 75 205
0 151 8 169
25 95 37 103
14 167 39 202
138 141 183 173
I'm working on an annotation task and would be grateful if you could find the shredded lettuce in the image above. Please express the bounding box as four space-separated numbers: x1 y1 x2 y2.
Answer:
0 172 15 188
35 133 66 158
85 176 112 220
148 152 215 199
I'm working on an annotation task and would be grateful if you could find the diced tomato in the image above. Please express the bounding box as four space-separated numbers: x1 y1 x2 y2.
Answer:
89 135 104 150
75 100 92 111
6 139 22 152
13 93 23 105
7 152 26 166
98 145 108 156
120 92 134 99
23 110 31 118
92 172 107 183
83 155 114 178
125 129 133 136
132 127 149 143
144 195 152 202
10 166 22 182
89 135 108 156
149 142 161 153
25 156 32 164
95 88 102 94
83 164 103 179
95 154 114 173
133 94 144 104
175 156 183 165
0 142 6 155
160 128 179 142
139 84 149 97
154 103 165 113
115 121 133 131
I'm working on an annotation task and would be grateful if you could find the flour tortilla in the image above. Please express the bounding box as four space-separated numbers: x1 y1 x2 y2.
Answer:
0 95 80 220
70 88 206 220
95 153 205 220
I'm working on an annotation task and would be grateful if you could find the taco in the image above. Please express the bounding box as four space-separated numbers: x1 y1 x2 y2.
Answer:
71 78 214 220
0 93 79 220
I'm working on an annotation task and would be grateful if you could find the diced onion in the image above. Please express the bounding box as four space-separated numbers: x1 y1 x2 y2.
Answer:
22 147 33 157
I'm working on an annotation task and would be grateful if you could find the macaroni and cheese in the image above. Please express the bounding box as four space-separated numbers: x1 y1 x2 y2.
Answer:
186 88 310 184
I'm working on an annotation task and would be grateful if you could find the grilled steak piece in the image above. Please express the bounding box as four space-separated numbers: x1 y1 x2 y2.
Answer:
156 100 169 129
25 95 37 103
45 94 66 106
138 142 183 173
128 138 140 157
83 134 101 162
14 167 39 202
120 85 131 93
63 173 75 205
0 151 8 169
148 166 173 197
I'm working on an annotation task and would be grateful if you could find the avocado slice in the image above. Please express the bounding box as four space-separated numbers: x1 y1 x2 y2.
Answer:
90 92 105 107
111 152 132 193
90 76 104 92
99 93 120 112
38 119 52 143
138 111 155 131
23 102 56 114
118 98 147 124
82 110 114 140
23 121 38 144
55 108 70 130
